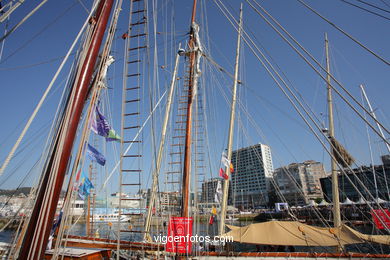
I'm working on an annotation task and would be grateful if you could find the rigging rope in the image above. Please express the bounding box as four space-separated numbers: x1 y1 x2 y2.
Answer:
0 1 78 64
246 0 390 140
356 0 390 13
215 0 390 233
339 0 390 21
101 89 167 189
58 0 124 255
380 0 390 9
0 0 49 43
296 0 390 66
0 1 97 176
0 53 75 71
0 11 9 61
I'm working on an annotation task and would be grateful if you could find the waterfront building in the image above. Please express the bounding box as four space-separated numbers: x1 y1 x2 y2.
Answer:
230 143 274 207
273 160 325 206
320 155 390 202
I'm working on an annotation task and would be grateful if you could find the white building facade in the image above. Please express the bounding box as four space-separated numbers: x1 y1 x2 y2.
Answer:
230 143 274 208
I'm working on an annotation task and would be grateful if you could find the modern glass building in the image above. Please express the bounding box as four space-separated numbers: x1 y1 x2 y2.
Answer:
230 143 274 207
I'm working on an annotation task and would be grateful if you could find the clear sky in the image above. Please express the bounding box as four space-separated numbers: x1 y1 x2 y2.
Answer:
0 0 389 196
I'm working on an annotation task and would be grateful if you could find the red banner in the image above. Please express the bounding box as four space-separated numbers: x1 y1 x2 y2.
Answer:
166 217 193 254
371 209 390 229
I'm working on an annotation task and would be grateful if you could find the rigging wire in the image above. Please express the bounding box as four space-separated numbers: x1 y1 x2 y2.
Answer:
0 2 96 176
0 11 10 61
355 0 390 13
296 0 390 66
77 0 90 13
380 0 390 9
204 52 315 135
338 0 390 21
0 52 76 71
215 0 390 233
0 0 49 44
211 0 338 132
0 159 39 217
236 78 383 235
246 0 390 140
101 89 167 189
4 3 101 256
211 61 348 243
205 50 296 220
0 1 79 64
0 73 68 151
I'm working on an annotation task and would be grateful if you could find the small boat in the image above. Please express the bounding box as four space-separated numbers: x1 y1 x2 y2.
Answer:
91 213 130 223
239 211 253 215
226 215 238 222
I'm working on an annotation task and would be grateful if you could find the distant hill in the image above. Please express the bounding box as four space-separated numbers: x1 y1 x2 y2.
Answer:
0 187 31 196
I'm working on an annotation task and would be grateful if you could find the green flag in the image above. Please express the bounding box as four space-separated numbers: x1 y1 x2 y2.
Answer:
106 129 121 142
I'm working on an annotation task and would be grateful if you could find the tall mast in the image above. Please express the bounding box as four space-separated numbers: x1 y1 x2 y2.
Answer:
360 85 390 154
17 1 113 258
219 4 243 236
181 0 198 218
144 46 181 239
325 33 341 228
360 85 378 199
360 84 390 199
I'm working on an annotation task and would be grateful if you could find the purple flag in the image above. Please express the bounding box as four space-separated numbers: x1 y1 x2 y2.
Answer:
91 105 110 137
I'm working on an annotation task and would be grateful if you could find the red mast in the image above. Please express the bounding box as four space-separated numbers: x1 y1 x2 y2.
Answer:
181 0 198 218
17 0 113 258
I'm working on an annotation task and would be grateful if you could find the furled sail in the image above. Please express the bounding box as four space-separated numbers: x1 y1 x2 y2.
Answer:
329 136 355 168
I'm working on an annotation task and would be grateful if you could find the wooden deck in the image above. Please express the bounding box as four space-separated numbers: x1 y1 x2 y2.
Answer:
45 248 111 259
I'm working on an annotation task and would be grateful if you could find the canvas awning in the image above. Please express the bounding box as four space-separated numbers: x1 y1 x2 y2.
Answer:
318 200 329 206
343 224 390 245
223 221 390 247
357 197 367 204
374 198 388 204
356 197 388 204
341 197 354 205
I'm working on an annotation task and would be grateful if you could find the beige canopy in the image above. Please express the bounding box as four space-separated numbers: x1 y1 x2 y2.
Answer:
223 221 390 247
343 224 390 245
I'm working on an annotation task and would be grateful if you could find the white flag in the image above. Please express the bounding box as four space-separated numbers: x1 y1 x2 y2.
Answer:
221 151 230 168
214 180 222 204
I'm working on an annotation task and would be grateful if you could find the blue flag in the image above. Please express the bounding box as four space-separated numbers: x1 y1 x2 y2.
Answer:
51 211 63 235
78 171 94 200
87 143 106 166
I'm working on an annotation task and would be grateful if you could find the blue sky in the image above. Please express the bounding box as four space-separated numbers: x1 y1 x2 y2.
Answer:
0 0 389 194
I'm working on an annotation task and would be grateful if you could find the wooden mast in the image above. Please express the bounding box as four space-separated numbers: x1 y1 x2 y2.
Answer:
181 0 198 218
144 46 181 240
325 33 341 229
219 4 243 236
17 0 113 258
